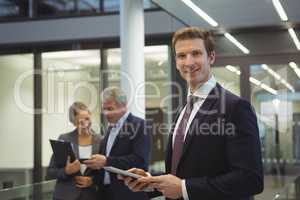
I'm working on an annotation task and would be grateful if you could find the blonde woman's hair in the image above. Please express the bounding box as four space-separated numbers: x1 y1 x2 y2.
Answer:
69 102 91 125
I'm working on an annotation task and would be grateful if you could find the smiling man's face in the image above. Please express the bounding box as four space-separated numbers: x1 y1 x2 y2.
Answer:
175 38 215 91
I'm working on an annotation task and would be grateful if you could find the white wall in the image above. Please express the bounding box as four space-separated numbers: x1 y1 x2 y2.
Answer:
0 55 34 169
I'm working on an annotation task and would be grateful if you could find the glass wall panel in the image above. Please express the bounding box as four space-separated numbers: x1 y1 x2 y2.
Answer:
144 45 171 172
41 50 101 170
105 48 121 88
105 45 171 172
0 0 28 18
212 65 241 96
37 0 157 17
103 0 157 12
37 0 100 16
250 62 300 199
0 54 34 188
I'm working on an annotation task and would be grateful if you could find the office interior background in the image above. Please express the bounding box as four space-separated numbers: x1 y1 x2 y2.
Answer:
0 0 300 199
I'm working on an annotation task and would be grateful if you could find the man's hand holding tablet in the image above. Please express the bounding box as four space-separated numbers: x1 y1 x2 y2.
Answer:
104 166 143 179
116 168 154 192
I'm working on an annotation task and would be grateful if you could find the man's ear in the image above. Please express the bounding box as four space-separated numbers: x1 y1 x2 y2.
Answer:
176 63 180 71
209 51 216 65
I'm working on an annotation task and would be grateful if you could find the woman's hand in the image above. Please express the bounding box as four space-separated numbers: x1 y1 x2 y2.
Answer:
74 176 93 188
64 158 80 175
84 154 107 170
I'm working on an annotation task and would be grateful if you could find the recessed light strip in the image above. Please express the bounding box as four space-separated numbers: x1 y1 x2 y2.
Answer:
225 65 241 75
224 33 250 54
288 28 300 51
272 0 288 21
289 62 300 78
261 83 278 95
181 0 218 27
249 77 278 95
261 64 295 92
261 64 281 80
249 77 261 86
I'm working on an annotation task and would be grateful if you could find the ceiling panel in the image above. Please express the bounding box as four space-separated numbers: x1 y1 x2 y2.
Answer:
152 0 300 30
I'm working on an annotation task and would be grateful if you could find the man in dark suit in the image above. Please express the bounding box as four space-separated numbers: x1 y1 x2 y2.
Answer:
121 27 264 200
84 87 151 200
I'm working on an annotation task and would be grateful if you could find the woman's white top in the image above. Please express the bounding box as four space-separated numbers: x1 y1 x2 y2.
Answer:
78 145 92 174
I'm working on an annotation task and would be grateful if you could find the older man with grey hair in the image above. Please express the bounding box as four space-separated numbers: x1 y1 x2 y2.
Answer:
84 87 151 200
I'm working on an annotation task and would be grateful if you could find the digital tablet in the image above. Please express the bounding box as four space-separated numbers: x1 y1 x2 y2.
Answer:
49 139 76 167
103 166 142 179
103 166 155 192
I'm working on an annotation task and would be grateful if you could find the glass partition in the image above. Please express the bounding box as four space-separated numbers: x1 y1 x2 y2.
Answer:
212 65 241 96
0 180 56 200
41 50 101 170
0 0 29 18
105 45 171 171
36 0 158 17
0 54 34 188
144 45 171 172
104 0 157 12
250 62 300 199
37 0 101 16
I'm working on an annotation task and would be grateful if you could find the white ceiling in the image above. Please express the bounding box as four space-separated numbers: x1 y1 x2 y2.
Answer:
152 0 300 30
152 0 300 56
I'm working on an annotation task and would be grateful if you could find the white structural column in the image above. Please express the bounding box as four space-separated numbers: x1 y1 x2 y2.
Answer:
120 0 145 118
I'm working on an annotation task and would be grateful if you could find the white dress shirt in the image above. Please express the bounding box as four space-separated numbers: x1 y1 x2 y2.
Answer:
172 76 217 200
104 111 130 185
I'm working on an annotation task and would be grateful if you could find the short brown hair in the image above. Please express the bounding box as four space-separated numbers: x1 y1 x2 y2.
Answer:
172 27 215 54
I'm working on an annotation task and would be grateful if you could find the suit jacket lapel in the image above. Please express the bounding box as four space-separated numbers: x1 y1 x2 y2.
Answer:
107 113 132 156
178 84 221 168
70 129 79 158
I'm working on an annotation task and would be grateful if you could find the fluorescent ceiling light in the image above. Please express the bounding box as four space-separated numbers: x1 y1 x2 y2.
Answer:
249 77 261 86
158 60 165 66
261 83 278 95
261 64 281 80
43 50 99 59
289 62 300 78
71 58 100 65
47 65 81 71
285 83 295 93
225 65 237 72
224 33 250 54
249 76 278 95
288 28 300 50
225 65 241 75
181 0 218 27
272 0 288 21
261 64 295 92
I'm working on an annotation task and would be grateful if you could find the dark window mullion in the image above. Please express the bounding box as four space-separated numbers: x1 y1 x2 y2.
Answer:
33 52 42 184
240 64 251 102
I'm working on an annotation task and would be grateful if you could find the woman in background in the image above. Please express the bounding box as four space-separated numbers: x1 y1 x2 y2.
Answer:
47 102 101 200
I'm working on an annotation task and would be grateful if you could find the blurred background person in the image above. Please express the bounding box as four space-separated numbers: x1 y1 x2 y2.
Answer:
46 102 101 200
84 87 151 200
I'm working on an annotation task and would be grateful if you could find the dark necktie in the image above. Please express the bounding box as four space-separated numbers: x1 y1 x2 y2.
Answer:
171 95 195 175
102 125 114 155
